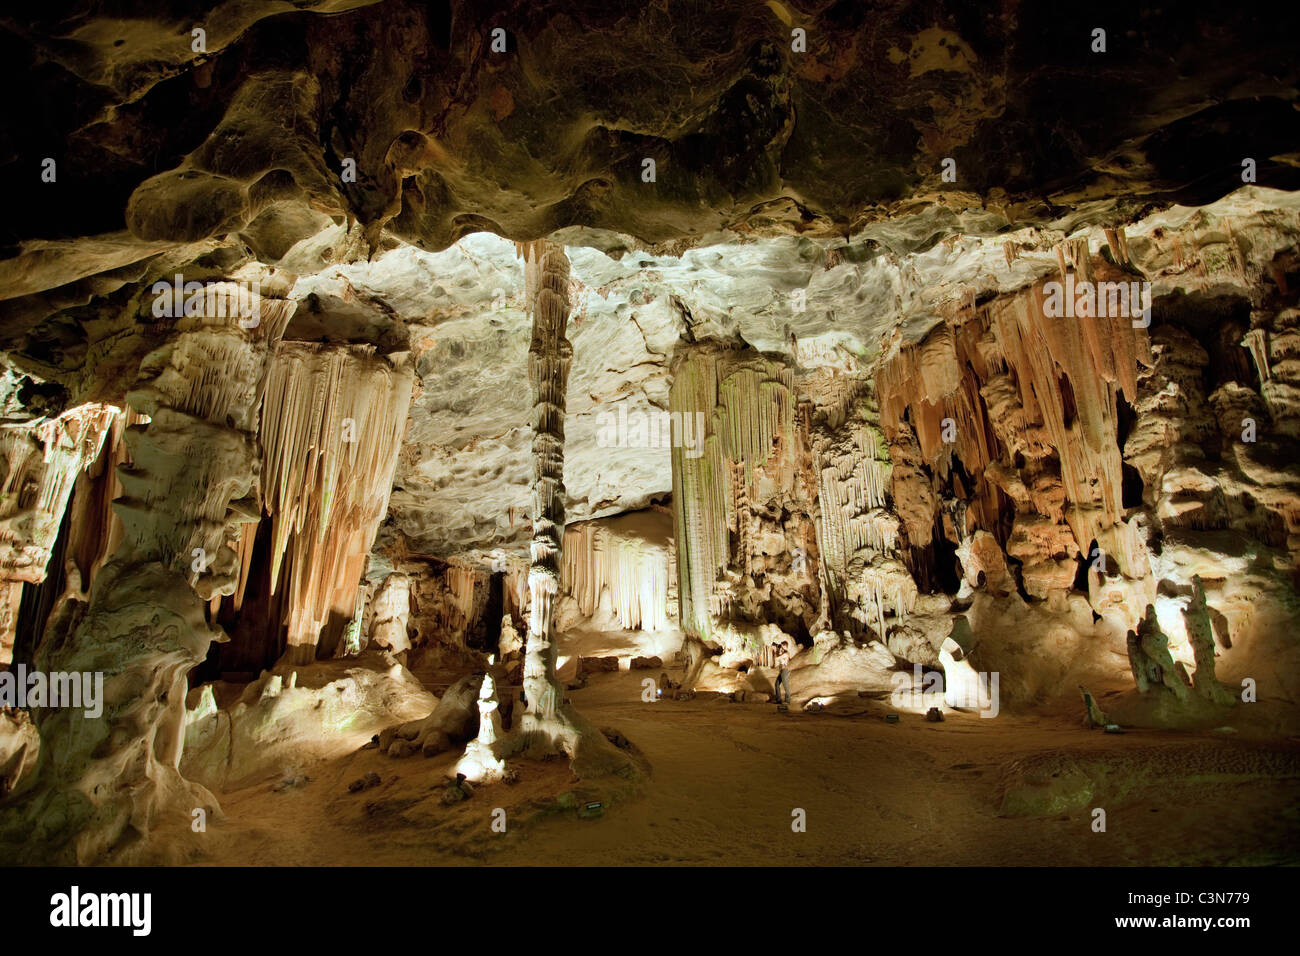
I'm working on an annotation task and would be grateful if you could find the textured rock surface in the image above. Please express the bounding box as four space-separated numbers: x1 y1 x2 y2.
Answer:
181 652 435 791
1 287 297 863
1 1 1299 864
5 1 1299 298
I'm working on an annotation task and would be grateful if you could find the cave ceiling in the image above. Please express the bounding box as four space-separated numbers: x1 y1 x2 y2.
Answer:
1 0 1299 560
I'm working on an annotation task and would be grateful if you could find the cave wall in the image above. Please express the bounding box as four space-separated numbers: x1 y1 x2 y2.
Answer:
0 403 120 663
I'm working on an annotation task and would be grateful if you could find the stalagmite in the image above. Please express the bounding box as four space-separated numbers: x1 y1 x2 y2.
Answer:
1182 577 1235 705
514 241 634 778
938 635 983 710
1079 685 1110 728
368 572 411 654
455 655 507 783
1134 604 1188 701
1 281 297 862
499 613 523 659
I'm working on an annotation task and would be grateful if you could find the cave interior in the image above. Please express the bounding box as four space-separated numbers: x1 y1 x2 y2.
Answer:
0 0 1298 867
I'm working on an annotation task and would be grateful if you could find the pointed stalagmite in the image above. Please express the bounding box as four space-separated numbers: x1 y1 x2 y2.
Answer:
1133 604 1188 701
456 655 507 783
1182 577 1235 705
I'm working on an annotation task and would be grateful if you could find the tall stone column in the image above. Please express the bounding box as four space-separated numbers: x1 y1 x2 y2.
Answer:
513 243 634 780
517 241 577 755
0 281 295 863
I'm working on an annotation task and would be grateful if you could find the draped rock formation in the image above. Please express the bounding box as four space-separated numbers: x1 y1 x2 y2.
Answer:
561 512 675 633
670 347 918 650
670 348 804 642
254 343 414 663
876 254 1156 626
0 404 120 663
0 281 295 863
805 370 915 636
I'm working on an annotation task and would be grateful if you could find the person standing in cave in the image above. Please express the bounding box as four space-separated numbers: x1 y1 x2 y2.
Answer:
773 641 792 705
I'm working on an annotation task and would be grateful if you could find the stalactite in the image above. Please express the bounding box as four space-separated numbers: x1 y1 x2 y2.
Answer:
0 403 120 662
877 258 1154 591
1104 227 1130 267
848 558 918 632
991 269 1150 576
65 409 149 597
1241 328 1270 385
2 282 296 862
803 374 917 633
561 516 671 631
257 342 413 662
670 348 798 638
426 563 487 646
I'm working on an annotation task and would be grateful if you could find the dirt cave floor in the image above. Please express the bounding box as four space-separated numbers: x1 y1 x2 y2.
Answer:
177 667 1300 867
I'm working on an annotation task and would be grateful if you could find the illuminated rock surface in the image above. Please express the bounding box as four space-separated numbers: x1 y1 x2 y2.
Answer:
0 1 1298 866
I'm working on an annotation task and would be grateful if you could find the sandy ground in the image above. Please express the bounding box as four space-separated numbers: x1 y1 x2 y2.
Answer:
189 669 1300 866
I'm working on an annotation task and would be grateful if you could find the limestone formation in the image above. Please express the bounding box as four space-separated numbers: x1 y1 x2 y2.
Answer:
2 284 296 862
380 673 483 760
1079 686 1111 729
455 656 507 784
0 403 120 662
1182 577 1236 706
368 573 412 656
562 514 674 633
0 3 1297 870
255 343 414 663
1129 605 1189 702
514 242 634 779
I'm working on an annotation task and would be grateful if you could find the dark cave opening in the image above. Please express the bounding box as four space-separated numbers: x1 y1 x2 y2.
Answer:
1058 371 1078 430
1122 462 1145 510
194 518 287 685
477 571 505 652
11 502 72 669
1155 290 1256 392
1072 538 1100 594
1116 391 1137 450
932 522 963 596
